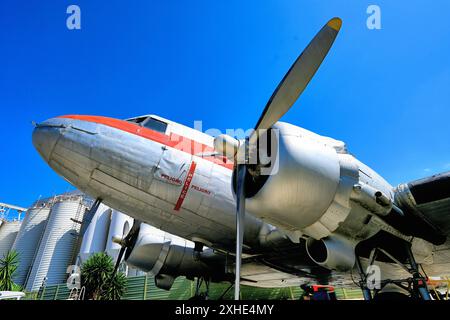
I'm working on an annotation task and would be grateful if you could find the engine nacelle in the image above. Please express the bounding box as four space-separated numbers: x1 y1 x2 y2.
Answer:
125 224 229 290
306 235 356 271
241 122 393 243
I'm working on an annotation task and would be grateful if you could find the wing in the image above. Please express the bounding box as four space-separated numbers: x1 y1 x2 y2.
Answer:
395 171 450 237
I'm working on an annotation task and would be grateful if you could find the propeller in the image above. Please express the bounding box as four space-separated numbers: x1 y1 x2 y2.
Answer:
111 220 142 277
233 17 342 300
234 137 249 300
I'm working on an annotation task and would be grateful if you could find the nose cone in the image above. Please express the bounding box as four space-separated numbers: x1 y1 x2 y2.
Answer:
32 125 60 162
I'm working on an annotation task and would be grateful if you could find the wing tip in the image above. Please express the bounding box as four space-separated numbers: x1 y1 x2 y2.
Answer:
327 17 342 31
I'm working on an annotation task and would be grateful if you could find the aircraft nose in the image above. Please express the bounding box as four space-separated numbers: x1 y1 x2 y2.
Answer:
32 123 61 162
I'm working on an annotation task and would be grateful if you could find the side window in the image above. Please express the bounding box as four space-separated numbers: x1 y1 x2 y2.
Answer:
143 118 168 134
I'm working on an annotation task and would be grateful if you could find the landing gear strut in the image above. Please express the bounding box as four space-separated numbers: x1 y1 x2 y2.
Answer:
356 241 431 300
80 198 102 237
189 277 211 300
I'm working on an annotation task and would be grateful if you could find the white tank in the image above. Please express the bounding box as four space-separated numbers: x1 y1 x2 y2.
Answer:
0 220 21 259
105 210 133 261
78 204 112 263
25 197 87 292
11 204 51 286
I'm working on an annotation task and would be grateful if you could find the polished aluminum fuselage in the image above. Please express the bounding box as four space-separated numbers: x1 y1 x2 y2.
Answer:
33 116 396 250
33 116 266 251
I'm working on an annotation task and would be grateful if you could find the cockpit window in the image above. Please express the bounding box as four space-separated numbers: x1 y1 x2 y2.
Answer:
143 117 167 134
127 116 147 124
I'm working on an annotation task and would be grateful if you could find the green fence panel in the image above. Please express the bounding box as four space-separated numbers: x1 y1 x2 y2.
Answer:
123 276 146 300
55 285 71 300
29 275 363 300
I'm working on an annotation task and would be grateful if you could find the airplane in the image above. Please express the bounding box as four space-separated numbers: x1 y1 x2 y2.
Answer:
31 17 450 300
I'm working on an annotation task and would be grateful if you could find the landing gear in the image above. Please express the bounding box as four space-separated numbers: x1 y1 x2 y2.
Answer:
80 198 102 236
356 241 431 300
193 242 204 261
218 283 234 300
189 277 211 300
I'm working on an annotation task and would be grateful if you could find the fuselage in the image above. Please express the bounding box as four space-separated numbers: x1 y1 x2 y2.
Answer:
33 115 267 252
32 114 394 254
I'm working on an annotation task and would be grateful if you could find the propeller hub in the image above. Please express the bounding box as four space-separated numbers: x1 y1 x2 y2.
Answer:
112 236 126 246
213 134 240 161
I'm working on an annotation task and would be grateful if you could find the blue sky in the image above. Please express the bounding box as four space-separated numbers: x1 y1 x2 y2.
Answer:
1 1 449 213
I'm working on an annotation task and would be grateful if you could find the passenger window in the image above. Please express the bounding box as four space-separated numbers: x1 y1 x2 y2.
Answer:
144 118 168 134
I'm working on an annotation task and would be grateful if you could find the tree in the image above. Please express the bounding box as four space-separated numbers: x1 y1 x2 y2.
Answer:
80 252 127 300
0 250 22 291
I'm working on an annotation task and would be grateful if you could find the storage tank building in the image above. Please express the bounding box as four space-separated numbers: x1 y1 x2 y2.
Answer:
11 199 52 286
78 203 112 263
25 194 88 292
0 220 21 259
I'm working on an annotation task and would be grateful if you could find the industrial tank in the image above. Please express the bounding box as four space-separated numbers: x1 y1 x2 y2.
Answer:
11 201 51 286
78 203 112 263
0 220 21 259
105 210 133 261
25 196 87 292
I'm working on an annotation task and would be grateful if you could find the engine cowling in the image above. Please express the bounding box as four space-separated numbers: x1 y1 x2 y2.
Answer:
124 224 230 290
243 123 342 238
306 235 356 271
233 122 394 266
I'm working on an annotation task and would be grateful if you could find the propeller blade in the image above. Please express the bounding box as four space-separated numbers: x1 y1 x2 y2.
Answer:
232 17 342 299
234 159 247 300
112 245 127 277
111 220 142 277
128 219 142 239
253 18 342 135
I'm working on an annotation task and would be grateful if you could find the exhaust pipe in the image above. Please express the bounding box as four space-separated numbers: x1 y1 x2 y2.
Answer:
306 235 356 271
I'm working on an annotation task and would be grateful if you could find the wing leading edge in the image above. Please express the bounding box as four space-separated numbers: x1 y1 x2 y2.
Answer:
395 171 450 241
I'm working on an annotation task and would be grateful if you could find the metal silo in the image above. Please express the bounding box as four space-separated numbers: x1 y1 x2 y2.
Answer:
0 220 21 259
11 200 51 286
78 203 112 263
105 210 133 261
25 194 87 292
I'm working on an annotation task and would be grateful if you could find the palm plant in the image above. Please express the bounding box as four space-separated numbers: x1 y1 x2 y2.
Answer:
0 250 22 291
81 252 127 300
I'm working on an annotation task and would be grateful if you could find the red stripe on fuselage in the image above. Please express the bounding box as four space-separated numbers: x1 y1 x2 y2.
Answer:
58 115 234 170
174 161 197 211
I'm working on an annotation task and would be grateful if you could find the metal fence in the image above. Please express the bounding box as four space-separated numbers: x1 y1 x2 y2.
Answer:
28 275 363 300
